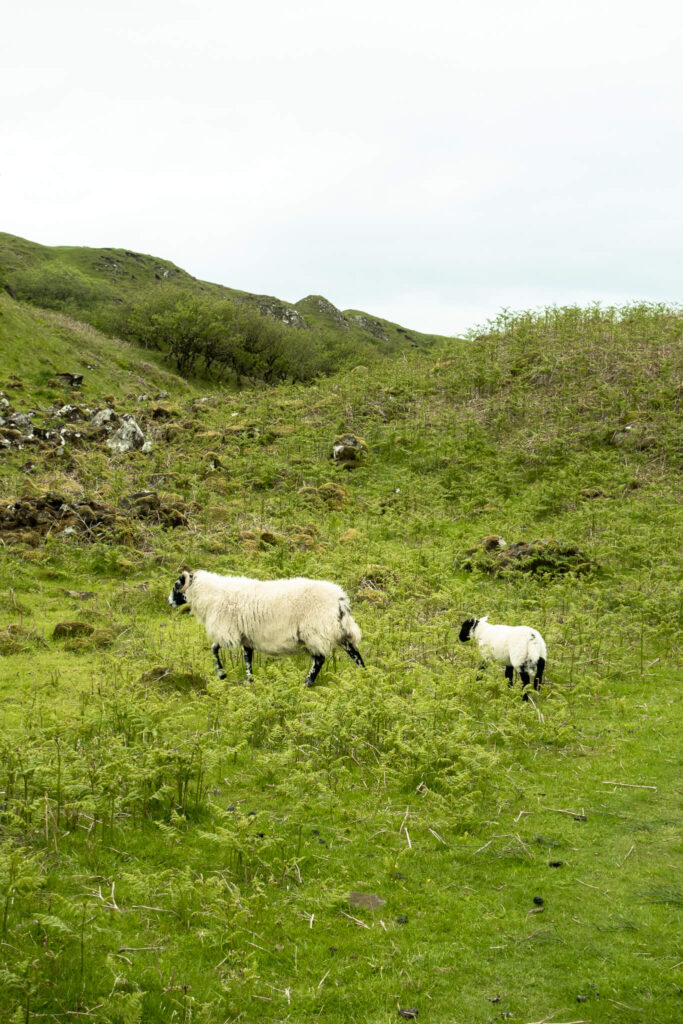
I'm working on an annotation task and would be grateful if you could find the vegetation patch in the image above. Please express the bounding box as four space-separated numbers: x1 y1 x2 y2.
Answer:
0 282 680 1022
461 537 597 577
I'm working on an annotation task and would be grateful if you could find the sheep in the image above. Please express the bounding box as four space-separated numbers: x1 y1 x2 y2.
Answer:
168 569 365 687
459 616 546 697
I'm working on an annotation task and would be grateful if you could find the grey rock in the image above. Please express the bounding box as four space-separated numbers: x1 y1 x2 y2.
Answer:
90 408 119 429
106 414 148 453
56 404 87 422
55 372 84 388
7 412 33 429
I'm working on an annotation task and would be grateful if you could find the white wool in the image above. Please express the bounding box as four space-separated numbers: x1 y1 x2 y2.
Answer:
472 616 546 670
184 571 361 657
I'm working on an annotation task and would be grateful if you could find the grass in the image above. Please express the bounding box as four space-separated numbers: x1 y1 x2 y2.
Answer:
0 292 681 1022
0 232 449 357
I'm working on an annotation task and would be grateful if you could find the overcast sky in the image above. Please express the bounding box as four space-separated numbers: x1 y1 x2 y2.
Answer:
2 0 682 335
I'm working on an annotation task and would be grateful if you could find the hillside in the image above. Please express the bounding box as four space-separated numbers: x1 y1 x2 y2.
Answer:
0 292 681 1023
0 233 449 374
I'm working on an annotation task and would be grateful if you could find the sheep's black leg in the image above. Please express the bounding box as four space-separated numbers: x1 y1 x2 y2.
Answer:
212 643 227 680
505 665 514 687
304 654 325 687
534 657 545 691
520 667 531 700
342 640 365 668
243 645 254 681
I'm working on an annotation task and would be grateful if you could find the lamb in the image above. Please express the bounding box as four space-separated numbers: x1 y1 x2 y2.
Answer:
459 616 546 697
168 569 365 687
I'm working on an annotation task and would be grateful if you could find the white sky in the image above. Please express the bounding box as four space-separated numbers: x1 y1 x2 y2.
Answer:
1 0 682 335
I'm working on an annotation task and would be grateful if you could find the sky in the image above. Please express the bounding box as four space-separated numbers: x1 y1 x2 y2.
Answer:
1 0 682 336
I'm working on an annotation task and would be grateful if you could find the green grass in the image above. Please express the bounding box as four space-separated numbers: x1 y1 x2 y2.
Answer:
0 294 681 1022
0 232 449 359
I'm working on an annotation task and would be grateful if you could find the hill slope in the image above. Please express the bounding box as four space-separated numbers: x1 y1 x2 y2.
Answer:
0 232 449 364
0 295 681 1023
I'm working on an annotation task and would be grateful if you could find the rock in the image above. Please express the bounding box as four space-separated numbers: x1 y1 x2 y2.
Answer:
155 390 169 399
90 408 119 429
57 404 87 422
332 433 367 467
106 414 148 454
55 373 84 388
348 892 385 909
7 412 33 430
0 493 118 542
53 621 95 639
348 314 388 340
398 1010 418 1019
64 589 96 600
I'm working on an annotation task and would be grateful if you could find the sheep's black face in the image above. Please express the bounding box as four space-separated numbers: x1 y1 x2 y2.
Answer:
168 572 192 607
459 618 477 642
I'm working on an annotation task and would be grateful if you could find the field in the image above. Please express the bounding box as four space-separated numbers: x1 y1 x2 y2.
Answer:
0 291 681 1023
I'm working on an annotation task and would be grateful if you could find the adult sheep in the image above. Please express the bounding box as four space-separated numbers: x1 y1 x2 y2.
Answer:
168 569 365 686
459 616 546 697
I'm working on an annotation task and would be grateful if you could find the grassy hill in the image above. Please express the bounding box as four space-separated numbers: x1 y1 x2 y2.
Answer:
0 233 448 373
0 290 681 1023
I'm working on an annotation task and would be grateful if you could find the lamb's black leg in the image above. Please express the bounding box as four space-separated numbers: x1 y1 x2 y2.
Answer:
212 643 226 680
342 640 365 668
304 654 325 687
520 667 531 701
243 645 254 681
476 661 487 681
534 657 545 691
505 665 514 687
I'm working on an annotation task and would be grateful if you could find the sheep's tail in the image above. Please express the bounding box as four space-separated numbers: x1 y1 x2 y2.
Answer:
338 596 365 667
528 631 546 663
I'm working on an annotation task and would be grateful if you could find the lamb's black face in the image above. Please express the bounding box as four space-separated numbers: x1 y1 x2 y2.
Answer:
459 617 477 642
168 571 192 608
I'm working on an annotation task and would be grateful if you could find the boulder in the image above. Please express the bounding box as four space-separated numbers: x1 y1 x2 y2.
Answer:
90 408 119 429
106 414 149 453
55 373 84 388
